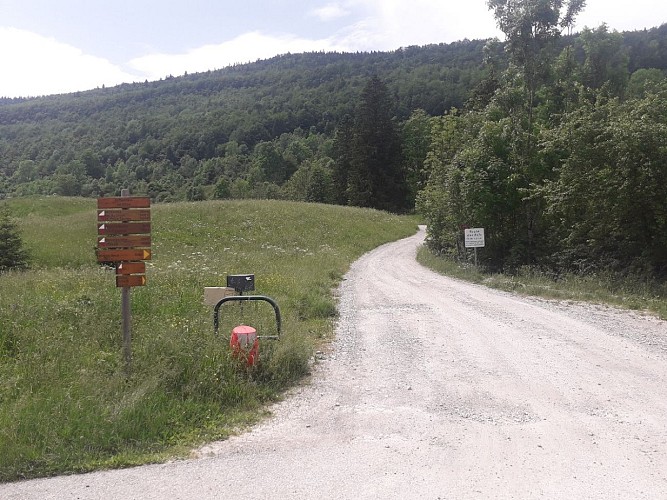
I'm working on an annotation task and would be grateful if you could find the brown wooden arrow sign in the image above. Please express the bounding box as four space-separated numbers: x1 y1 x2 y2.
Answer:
97 248 152 262
98 222 151 235
116 262 146 275
98 236 152 249
98 209 151 222
116 275 147 287
98 197 150 209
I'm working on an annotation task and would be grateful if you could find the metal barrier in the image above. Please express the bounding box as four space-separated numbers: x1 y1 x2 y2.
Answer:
213 295 282 339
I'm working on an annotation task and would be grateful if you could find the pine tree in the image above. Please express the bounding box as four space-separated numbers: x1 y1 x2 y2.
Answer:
0 206 29 272
332 115 355 205
349 76 408 212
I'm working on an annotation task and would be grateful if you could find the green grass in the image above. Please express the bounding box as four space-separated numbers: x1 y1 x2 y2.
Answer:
417 246 667 319
0 197 417 482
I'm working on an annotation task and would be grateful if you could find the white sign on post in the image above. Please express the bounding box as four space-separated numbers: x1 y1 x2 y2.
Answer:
464 228 485 248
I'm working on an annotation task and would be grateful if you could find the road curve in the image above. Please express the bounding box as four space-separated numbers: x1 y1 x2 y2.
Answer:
3 227 667 499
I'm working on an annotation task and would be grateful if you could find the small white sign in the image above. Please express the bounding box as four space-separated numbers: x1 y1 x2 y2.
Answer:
464 228 485 248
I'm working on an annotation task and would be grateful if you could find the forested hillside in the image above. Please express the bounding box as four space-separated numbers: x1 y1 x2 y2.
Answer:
1 22 666 206
0 42 487 203
2 3 667 279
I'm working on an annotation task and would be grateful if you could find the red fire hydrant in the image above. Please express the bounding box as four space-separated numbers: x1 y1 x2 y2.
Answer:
230 325 259 366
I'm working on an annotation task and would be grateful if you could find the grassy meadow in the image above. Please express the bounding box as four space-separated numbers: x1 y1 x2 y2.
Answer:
0 197 417 481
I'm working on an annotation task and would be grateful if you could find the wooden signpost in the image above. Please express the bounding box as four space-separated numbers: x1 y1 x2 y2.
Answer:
96 191 152 371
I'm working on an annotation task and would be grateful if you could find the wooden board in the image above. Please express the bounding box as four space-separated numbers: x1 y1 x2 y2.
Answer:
97 248 152 262
98 209 151 222
97 235 152 249
116 275 147 287
98 222 151 235
116 262 146 275
98 197 150 209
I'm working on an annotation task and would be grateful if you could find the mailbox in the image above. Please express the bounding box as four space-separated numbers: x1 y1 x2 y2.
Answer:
227 274 255 294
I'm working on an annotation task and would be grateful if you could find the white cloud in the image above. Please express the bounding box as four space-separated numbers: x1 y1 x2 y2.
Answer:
310 3 351 21
0 1 503 98
3 0 667 99
0 27 139 98
336 0 501 51
129 31 350 81
577 0 666 32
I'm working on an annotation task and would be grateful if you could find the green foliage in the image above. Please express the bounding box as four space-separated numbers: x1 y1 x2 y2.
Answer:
626 68 666 98
213 177 231 199
542 82 667 276
0 205 29 272
402 109 433 205
0 197 416 481
577 24 629 94
419 2 667 279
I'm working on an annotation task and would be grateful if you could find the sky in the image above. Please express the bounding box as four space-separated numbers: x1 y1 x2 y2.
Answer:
0 0 666 98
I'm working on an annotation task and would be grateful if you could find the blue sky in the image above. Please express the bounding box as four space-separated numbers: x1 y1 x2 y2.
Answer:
1 0 666 98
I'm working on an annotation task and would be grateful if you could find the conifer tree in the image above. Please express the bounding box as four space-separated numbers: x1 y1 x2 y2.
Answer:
0 206 29 272
348 76 407 212
332 115 355 205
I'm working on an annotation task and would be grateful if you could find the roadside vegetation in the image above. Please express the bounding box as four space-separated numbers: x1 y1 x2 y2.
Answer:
0 196 416 482
417 247 667 320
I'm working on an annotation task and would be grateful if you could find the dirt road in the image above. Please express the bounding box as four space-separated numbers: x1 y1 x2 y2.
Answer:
3 227 666 499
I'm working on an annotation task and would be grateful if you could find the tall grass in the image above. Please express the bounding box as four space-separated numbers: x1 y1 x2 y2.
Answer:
0 197 417 481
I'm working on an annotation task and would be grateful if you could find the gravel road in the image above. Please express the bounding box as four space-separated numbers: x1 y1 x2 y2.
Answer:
3 226 667 499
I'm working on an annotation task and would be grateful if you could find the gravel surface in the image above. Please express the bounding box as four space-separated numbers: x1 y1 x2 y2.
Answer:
3 226 667 499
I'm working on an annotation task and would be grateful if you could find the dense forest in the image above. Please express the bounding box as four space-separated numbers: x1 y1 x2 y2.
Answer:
0 41 489 205
2 0 667 278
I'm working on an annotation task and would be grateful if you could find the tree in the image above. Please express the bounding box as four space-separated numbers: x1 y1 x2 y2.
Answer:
487 0 585 89
185 183 205 201
305 160 334 204
578 24 628 95
402 109 433 205
213 177 231 199
486 0 585 138
485 0 585 265
11 160 39 184
417 112 469 257
542 83 667 276
251 141 292 185
626 68 665 98
348 76 408 212
0 205 29 272
332 115 355 205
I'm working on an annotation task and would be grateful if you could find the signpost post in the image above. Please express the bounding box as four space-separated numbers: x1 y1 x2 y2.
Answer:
464 227 485 266
96 190 152 372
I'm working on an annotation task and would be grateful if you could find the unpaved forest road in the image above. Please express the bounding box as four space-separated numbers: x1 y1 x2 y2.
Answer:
3 227 667 499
